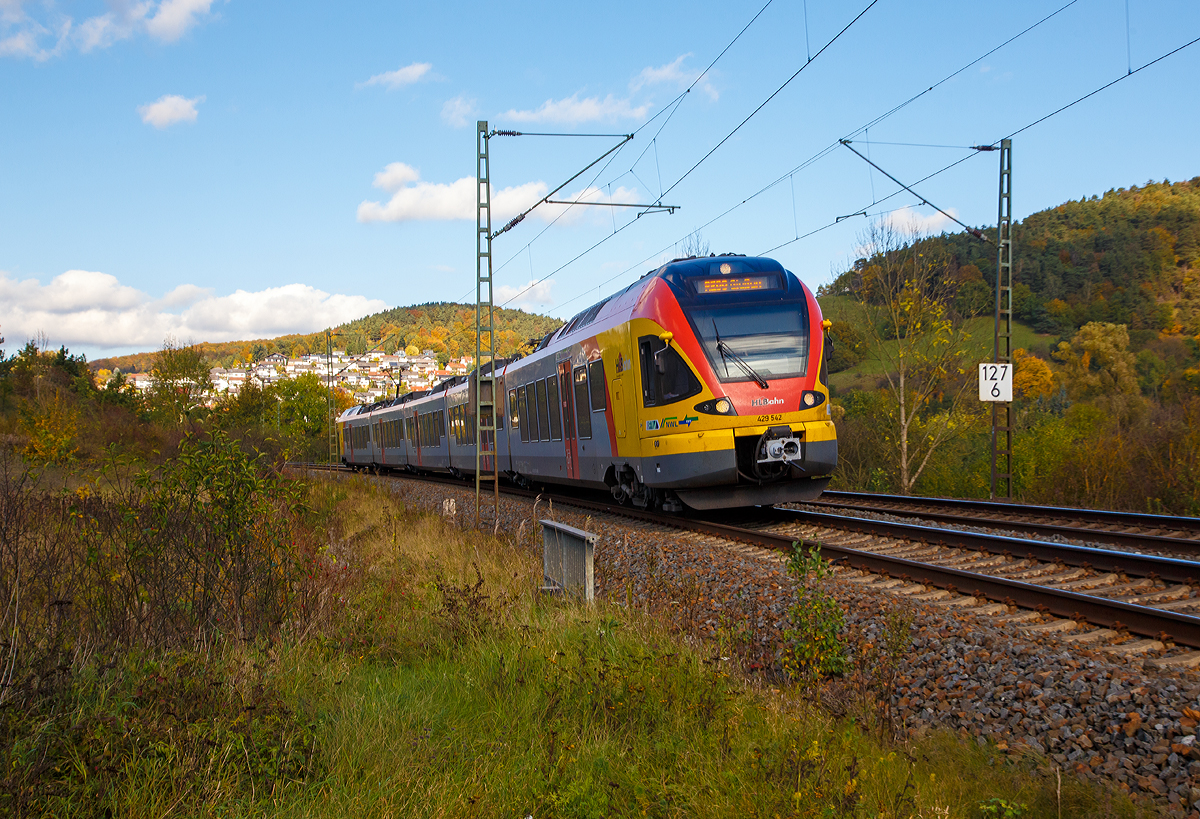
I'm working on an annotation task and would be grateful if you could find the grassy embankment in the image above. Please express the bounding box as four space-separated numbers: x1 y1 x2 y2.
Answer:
1 457 1149 818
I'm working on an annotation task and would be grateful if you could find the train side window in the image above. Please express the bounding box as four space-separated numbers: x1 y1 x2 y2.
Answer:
588 359 606 411
527 383 541 442
546 375 563 441
438 410 445 443
517 386 529 443
508 389 519 429
574 366 592 439
638 335 702 407
535 379 550 441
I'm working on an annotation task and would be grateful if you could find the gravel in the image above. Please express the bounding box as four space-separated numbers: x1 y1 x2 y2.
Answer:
348 472 1200 817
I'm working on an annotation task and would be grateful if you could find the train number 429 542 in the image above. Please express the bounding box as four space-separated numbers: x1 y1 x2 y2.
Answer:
756 414 784 423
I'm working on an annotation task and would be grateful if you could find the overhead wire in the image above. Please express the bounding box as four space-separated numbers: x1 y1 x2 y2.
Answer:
1004 32 1200 140
558 0 1083 294
444 2 1197 345
623 0 776 173
481 0 785 310
450 1 776 308
651 0 882 207
546 0 1122 308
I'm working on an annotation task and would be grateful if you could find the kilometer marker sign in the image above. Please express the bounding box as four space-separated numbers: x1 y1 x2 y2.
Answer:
978 363 1012 402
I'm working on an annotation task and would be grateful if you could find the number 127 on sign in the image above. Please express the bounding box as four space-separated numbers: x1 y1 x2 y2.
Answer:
978 363 1012 402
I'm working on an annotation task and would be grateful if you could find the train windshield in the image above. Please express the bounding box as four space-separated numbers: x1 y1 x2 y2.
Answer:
687 303 809 382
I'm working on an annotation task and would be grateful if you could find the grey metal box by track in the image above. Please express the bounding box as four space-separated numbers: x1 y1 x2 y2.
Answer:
540 519 596 601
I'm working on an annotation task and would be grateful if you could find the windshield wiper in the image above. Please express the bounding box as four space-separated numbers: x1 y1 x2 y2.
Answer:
712 319 769 389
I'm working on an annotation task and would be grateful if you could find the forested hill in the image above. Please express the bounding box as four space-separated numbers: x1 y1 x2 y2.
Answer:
92 302 563 373
823 177 1200 338
337 302 563 358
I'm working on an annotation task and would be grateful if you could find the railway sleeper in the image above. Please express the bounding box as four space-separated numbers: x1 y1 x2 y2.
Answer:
1122 584 1190 605
1154 596 1200 612
1050 572 1118 590
1060 628 1117 644
1020 618 1078 634
964 602 1009 615
1092 578 1155 597
1022 567 1088 585
1150 650 1200 669
1104 639 1164 656
933 595 979 608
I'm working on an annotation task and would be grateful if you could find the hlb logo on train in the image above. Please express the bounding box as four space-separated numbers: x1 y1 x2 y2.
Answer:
750 397 785 407
647 416 699 431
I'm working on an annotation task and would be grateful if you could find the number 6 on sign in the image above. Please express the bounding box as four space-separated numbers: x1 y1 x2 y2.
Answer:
978 363 1012 402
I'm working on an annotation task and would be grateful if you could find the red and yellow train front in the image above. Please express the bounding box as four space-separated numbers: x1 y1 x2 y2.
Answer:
603 256 836 509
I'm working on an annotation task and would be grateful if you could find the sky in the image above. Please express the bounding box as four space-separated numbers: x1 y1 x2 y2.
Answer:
2 0 1199 360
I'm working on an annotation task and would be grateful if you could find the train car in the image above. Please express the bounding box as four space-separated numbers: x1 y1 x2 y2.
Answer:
501 254 835 509
342 254 836 510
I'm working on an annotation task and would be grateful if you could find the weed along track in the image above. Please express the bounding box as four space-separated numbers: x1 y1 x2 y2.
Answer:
300 466 1200 814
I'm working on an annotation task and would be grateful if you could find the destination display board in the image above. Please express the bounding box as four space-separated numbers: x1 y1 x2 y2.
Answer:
692 274 780 294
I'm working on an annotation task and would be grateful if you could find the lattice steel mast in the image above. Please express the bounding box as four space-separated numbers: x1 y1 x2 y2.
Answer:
475 121 499 525
991 139 1013 500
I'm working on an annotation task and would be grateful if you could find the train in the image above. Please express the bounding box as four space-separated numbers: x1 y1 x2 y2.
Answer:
338 254 837 511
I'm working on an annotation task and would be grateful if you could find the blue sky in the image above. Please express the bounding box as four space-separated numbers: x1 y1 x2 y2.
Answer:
2 0 1198 359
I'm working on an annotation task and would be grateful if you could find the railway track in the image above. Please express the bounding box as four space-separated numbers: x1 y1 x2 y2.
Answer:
804 490 1200 556
292 464 1200 664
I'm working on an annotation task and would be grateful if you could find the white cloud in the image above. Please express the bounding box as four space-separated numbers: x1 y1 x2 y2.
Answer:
1 0 214 59
357 163 641 226
145 0 212 42
160 282 212 307
0 269 388 353
495 279 555 309
499 93 651 125
357 164 547 223
884 206 958 235
631 54 718 101
359 61 432 89
371 162 422 192
441 94 476 128
138 94 204 128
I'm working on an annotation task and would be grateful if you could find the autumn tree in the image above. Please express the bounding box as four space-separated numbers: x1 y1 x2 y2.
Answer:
1052 321 1143 421
849 221 978 494
1012 348 1055 400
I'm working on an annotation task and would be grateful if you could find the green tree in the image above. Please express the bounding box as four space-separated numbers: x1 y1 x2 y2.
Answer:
272 373 333 440
849 221 978 494
148 336 212 424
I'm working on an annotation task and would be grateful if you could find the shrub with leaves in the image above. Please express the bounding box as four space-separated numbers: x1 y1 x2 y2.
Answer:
781 543 849 681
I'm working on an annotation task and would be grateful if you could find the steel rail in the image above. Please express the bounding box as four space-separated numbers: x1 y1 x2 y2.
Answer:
760 507 1200 585
821 490 1200 535
798 499 1200 555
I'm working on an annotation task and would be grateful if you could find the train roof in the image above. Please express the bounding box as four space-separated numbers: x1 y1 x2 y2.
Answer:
549 254 792 346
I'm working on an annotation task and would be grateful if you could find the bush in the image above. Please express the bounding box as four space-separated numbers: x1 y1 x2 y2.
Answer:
781 544 849 681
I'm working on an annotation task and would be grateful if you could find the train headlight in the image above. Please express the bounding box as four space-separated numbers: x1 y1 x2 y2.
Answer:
695 397 737 416
800 391 826 409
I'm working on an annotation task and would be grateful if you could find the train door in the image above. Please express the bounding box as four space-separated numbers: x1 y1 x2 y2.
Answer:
612 377 627 439
411 411 422 468
557 360 578 479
